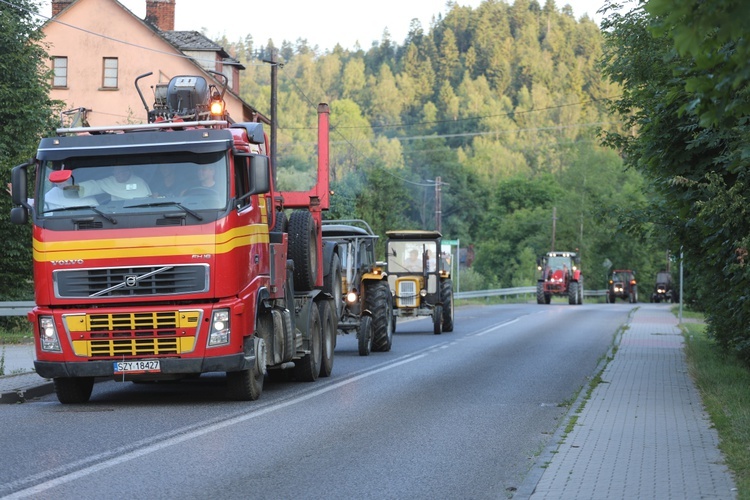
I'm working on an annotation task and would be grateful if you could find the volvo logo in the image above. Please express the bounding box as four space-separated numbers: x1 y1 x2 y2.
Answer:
51 259 84 265
125 275 138 287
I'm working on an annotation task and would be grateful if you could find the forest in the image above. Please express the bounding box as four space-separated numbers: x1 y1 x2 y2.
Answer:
207 0 667 293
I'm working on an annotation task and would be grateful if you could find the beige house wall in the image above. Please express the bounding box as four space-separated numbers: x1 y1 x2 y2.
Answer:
44 0 251 127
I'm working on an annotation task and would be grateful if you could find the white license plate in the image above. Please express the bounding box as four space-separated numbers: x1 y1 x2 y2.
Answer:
113 360 161 374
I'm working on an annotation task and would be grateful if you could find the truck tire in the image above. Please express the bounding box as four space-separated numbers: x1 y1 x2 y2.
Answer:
324 253 343 319
54 377 94 404
536 281 546 304
441 279 454 332
227 336 265 401
318 300 335 377
358 314 373 356
368 281 393 352
568 281 579 305
294 303 322 382
433 304 443 335
289 210 319 291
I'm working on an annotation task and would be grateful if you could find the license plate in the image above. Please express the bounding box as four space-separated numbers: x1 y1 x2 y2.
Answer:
113 360 161 374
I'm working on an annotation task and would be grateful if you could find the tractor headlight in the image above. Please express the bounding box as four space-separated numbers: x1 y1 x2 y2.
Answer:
420 289 427 297
208 309 230 346
39 316 61 352
346 290 359 304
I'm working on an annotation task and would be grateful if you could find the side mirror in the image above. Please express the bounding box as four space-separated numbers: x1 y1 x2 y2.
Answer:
10 163 29 206
247 154 270 195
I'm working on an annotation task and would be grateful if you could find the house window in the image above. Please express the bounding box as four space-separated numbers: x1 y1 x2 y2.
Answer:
102 57 118 89
52 57 67 88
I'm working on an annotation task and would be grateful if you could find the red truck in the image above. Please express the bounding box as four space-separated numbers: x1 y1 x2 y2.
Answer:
9 72 336 403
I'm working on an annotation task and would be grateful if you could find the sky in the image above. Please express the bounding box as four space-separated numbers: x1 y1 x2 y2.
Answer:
38 0 606 52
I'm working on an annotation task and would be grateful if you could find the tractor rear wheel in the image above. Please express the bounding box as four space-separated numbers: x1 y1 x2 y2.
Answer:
568 281 579 305
536 281 546 304
441 279 454 332
368 281 394 352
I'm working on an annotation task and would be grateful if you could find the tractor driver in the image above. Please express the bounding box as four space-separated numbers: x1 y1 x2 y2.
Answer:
404 249 421 272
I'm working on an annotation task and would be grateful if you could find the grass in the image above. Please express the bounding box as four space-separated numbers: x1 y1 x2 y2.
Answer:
682 313 750 499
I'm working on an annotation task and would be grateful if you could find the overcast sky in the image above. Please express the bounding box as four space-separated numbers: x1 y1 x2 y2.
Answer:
38 0 606 52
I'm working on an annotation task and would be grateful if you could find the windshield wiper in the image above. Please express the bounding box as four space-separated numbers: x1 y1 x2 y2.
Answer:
40 205 117 224
125 201 203 221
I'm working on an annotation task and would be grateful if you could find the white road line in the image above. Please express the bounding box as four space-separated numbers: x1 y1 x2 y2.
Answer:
4 353 427 499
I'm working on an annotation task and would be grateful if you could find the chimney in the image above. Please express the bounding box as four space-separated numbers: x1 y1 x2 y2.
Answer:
51 0 74 16
145 0 176 31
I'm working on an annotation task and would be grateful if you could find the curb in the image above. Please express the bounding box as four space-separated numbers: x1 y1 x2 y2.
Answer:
0 380 55 404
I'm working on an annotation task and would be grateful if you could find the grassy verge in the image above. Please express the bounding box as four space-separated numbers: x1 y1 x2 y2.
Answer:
681 311 750 499
0 329 34 345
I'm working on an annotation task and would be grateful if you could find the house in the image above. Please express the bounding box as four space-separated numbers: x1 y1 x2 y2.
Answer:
44 0 267 127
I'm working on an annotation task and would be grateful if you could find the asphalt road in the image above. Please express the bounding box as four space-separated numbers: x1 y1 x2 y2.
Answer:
0 302 634 499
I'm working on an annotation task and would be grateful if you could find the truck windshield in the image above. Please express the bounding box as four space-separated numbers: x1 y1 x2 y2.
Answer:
37 151 228 215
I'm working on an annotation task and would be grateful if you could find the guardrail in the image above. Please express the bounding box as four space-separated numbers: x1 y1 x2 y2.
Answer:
455 287 607 300
0 288 610 316
0 301 35 317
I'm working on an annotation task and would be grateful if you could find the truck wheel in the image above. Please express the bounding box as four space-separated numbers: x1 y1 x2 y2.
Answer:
294 302 322 381
318 300 335 377
568 281 579 305
358 314 373 356
441 279 454 332
433 304 443 335
536 281 546 304
367 281 394 352
54 377 94 404
227 336 265 401
324 253 343 319
289 210 319 291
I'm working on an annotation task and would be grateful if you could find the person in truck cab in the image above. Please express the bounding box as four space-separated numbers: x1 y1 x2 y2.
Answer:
64 166 151 200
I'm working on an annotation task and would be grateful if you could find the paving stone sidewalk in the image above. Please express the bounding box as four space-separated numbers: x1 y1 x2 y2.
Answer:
518 304 737 499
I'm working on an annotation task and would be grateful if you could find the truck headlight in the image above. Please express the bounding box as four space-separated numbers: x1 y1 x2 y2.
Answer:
208 309 230 346
39 316 61 352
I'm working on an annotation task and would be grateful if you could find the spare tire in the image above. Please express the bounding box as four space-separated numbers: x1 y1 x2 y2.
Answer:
288 210 319 291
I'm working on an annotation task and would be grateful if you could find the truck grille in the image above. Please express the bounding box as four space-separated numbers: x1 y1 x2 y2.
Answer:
54 265 209 298
66 310 201 358
397 280 418 307
90 338 180 357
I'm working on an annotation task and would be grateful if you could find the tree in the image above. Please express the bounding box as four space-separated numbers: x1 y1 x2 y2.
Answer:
600 0 750 362
0 0 59 301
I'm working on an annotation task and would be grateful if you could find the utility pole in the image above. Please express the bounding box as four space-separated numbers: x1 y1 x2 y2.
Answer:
435 176 442 233
551 206 557 251
261 51 279 187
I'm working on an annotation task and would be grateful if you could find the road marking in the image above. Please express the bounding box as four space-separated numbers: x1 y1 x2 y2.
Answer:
4 353 428 499
473 318 519 336
6 315 522 498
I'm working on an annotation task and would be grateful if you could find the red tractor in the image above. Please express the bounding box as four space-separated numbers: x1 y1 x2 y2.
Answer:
536 251 583 305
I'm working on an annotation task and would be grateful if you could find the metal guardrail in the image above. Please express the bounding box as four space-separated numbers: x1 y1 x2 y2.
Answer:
0 288 610 316
454 287 607 300
0 301 35 317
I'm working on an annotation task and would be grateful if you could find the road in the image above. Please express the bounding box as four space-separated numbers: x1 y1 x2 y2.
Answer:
0 302 634 499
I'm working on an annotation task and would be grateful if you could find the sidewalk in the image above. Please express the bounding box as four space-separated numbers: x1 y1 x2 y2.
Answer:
517 303 738 499
0 343 53 404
